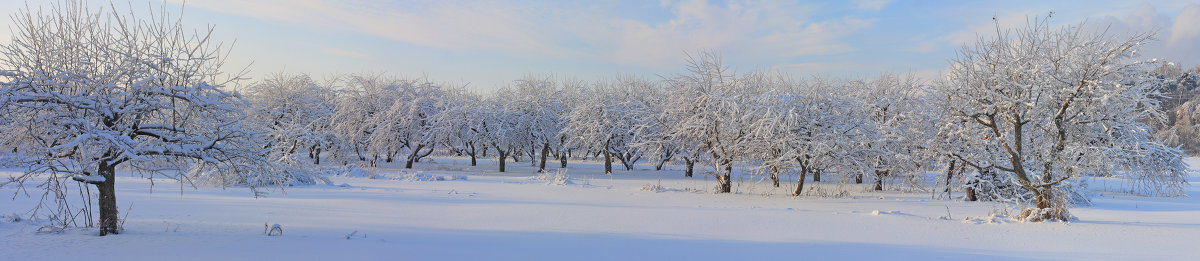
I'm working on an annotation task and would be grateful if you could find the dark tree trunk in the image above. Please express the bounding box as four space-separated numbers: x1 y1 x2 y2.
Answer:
965 186 978 201
405 144 425 169
466 142 477 166
855 172 863 184
944 159 958 197
615 153 634 171
314 147 322 165
559 149 568 168
874 169 888 191
770 166 780 187
481 147 488 157
603 149 613 174
539 143 550 172
813 168 821 182
498 150 508 172
96 163 119 236
793 163 808 196
356 144 366 161
684 157 694 177
528 146 536 167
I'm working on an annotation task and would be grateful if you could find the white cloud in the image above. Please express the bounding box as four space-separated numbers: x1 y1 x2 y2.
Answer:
169 0 871 70
1168 4 1200 48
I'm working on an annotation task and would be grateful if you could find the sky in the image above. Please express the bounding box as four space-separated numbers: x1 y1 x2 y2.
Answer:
0 0 1198 91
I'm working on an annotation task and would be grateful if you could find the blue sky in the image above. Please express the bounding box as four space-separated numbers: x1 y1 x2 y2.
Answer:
1 0 1198 91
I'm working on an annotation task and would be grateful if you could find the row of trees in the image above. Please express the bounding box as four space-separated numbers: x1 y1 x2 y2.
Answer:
0 0 1190 237
240 18 1190 222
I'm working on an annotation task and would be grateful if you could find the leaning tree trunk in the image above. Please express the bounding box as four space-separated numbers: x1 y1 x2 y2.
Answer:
943 159 958 198
793 163 809 196
715 158 733 193
405 144 426 169
96 162 119 236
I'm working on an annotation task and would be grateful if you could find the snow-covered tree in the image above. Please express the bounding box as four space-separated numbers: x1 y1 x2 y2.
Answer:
0 1 307 235
377 77 446 168
478 92 524 172
503 75 567 172
938 16 1188 221
245 72 338 164
565 75 655 174
661 52 763 193
432 87 486 166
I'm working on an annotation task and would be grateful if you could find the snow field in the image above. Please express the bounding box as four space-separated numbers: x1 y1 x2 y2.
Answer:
1 157 1198 260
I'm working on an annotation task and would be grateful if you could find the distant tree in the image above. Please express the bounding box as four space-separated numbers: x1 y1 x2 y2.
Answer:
245 72 338 164
938 16 1187 221
432 87 486 166
505 75 567 172
478 90 524 172
0 1 308 235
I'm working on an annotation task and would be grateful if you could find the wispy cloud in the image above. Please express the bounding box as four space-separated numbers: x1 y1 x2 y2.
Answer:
169 0 872 70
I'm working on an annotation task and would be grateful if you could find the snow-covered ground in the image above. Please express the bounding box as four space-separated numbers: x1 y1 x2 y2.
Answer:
2 158 1199 260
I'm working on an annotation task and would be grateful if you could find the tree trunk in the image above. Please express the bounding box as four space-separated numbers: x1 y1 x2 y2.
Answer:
715 158 732 193
539 143 550 172
528 146 536 167
97 163 119 236
855 172 863 184
813 168 821 182
943 160 958 198
684 157 694 177
965 186 978 201
314 147 321 165
1035 188 1051 209
498 150 508 172
793 164 808 196
466 142 477 166
405 144 425 169
603 149 613 174
770 166 779 187
559 149 568 168
874 169 888 191
616 152 635 171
